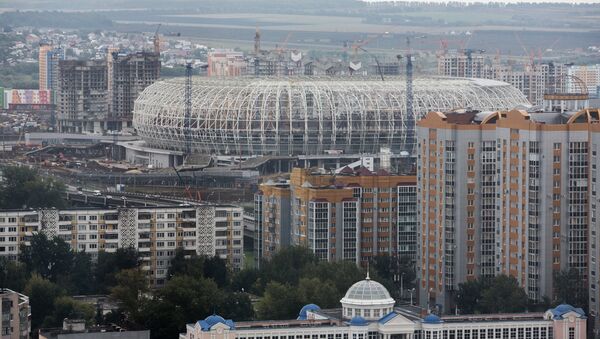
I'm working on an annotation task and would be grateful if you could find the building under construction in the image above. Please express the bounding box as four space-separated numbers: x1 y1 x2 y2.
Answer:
108 51 160 131
56 59 109 134
438 52 571 107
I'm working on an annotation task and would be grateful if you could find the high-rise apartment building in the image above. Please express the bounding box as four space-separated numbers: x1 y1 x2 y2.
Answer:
207 50 247 77
416 108 600 313
0 289 30 339
109 52 160 130
38 44 64 106
0 205 244 286
56 60 108 134
437 53 569 106
568 64 600 96
255 167 416 266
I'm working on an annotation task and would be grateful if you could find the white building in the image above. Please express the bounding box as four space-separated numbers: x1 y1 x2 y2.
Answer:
0 204 243 286
180 276 588 339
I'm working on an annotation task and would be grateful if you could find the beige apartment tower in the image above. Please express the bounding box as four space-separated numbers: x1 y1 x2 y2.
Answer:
416 108 600 313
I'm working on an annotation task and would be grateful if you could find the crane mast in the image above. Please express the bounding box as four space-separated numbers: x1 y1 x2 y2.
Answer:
405 37 414 154
184 63 192 160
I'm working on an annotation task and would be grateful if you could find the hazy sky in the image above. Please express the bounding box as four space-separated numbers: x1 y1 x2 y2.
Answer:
363 0 600 3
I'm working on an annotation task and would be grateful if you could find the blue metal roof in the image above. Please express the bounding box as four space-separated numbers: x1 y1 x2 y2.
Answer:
548 304 586 320
378 311 398 324
198 314 235 331
349 316 369 326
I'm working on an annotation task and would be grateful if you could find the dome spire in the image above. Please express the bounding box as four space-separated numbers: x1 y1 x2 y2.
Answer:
366 262 370 280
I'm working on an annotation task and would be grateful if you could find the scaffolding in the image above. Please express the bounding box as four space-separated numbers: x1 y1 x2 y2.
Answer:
133 76 529 156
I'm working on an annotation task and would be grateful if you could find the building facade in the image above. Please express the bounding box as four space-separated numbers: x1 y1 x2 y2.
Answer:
0 205 243 286
109 52 160 130
0 289 30 339
180 276 587 339
416 108 600 312
207 50 247 77
437 53 569 106
568 64 600 97
38 44 64 96
56 60 109 134
254 168 416 266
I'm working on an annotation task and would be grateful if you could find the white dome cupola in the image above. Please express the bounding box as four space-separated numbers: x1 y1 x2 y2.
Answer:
340 272 395 321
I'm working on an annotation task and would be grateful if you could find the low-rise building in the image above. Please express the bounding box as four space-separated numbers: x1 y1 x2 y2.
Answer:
0 289 30 339
180 276 587 339
39 319 149 339
0 204 243 285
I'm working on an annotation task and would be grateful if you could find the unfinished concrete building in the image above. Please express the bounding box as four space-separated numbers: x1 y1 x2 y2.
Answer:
109 51 160 131
57 60 108 134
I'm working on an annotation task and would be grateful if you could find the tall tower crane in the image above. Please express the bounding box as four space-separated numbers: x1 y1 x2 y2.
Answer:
184 63 193 160
398 35 425 154
153 24 161 55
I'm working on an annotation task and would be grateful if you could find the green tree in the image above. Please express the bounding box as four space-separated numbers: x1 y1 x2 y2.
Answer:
68 252 95 294
219 292 254 321
43 296 95 328
95 248 139 292
167 248 204 280
158 275 223 323
19 233 73 283
138 300 186 339
24 274 65 330
257 281 302 320
554 268 588 310
455 279 485 314
203 256 229 287
261 246 318 288
231 269 259 294
0 257 28 292
0 166 66 209
479 275 528 313
110 269 148 322
301 260 363 299
297 277 339 308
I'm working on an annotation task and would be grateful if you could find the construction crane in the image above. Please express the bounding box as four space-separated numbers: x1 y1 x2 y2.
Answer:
153 24 161 55
184 63 193 161
344 35 380 76
172 166 193 200
398 35 425 154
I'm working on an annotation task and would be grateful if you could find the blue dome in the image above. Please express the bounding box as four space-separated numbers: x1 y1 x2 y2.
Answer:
298 304 321 320
198 314 235 331
422 314 443 324
349 316 369 326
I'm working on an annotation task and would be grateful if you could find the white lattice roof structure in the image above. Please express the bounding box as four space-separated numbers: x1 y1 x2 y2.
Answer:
133 76 529 156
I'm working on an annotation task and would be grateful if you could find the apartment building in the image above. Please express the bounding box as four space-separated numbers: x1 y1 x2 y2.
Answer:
416 108 600 313
39 44 64 94
255 167 416 265
568 64 600 96
109 51 160 130
437 53 569 106
0 289 30 339
0 205 243 286
56 60 108 134
207 50 247 77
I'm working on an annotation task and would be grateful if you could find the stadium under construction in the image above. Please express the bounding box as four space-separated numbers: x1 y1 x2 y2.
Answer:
127 76 529 170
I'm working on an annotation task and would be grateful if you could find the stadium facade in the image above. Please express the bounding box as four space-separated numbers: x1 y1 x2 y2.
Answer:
133 77 529 157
